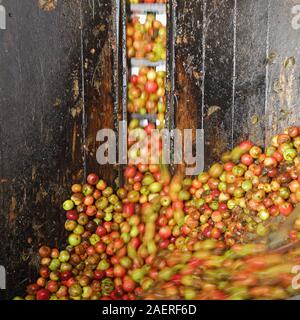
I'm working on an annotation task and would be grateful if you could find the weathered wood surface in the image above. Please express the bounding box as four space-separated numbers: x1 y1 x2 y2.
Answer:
0 0 116 299
265 0 300 143
172 0 300 167
233 0 268 147
203 0 235 164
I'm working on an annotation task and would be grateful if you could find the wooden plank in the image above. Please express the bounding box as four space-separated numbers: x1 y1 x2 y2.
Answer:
203 0 235 166
265 0 300 143
0 0 114 299
233 0 268 147
81 0 118 183
0 0 84 299
173 0 203 169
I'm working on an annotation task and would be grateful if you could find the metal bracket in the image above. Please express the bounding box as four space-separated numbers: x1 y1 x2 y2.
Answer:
130 3 166 14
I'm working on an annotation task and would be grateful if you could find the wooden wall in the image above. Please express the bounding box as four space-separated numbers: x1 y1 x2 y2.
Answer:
174 0 300 164
0 0 116 299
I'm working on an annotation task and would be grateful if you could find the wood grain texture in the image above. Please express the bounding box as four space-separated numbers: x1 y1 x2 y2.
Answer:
0 0 115 299
233 0 268 147
173 0 203 172
203 0 234 166
82 0 118 183
175 0 203 131
265 0 300 143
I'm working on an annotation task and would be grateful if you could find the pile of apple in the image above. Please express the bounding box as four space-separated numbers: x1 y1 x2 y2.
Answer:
127 14 166 61
128 67 166 119
14 125 300 300
142 239 300 300
127 67 166 165
187 129 300 246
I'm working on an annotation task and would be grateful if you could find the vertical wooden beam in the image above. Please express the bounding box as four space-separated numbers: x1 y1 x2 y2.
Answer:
173 0 203 170
117 0 128 186
203 0 235 166
265 0 300 143
233 0 268 147
81 0 118 183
